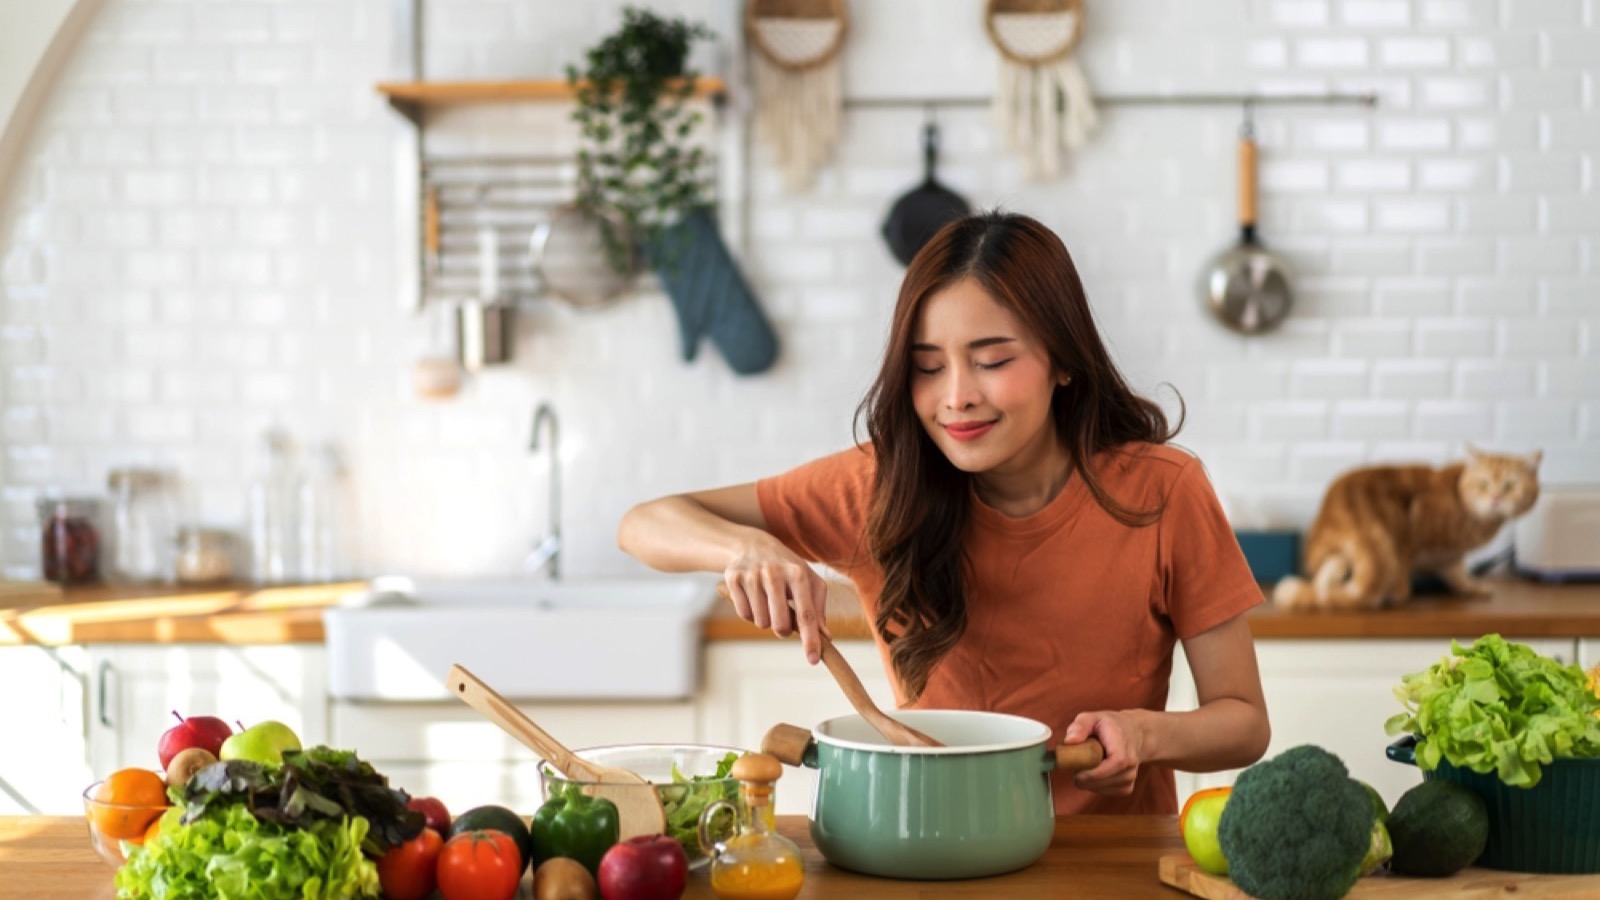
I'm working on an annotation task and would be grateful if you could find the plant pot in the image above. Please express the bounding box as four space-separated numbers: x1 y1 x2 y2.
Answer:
1387 735 1600 873
643 207 778 376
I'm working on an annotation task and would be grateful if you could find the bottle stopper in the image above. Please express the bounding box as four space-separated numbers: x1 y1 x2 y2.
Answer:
731 752 783 808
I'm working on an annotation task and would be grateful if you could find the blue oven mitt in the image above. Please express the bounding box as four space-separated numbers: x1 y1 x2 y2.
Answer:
646 207 779 375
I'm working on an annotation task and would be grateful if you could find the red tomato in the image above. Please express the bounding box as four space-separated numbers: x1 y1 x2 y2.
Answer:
437 829 523 900
377 827 443 900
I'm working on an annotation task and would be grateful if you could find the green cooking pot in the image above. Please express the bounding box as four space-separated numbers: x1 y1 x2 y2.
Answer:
762 710 1103 880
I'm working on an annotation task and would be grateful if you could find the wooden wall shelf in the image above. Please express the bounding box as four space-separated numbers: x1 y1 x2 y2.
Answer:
376 77 726 120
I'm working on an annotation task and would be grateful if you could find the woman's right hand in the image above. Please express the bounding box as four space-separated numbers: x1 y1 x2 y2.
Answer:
722 539 831 665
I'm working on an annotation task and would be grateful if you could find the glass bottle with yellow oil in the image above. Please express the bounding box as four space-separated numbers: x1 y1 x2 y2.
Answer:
697 752 804 900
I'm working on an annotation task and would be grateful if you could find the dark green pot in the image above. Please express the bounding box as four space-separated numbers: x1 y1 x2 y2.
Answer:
797 711 1074 880
1387 735 1600 873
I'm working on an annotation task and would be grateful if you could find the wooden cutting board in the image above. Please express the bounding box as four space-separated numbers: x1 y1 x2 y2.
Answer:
1159 854 1600 898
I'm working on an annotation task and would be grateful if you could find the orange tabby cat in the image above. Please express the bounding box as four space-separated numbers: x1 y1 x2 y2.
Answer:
1274 446 1542 610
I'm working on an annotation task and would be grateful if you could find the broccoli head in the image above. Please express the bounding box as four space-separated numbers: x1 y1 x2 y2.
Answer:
1217 744 1375 900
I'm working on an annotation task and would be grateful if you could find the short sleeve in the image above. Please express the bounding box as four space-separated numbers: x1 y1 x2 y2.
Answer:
1157 458 1264 639
755 446 875 570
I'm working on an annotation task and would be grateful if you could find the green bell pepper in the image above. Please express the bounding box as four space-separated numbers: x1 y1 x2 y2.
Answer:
530 782 621 876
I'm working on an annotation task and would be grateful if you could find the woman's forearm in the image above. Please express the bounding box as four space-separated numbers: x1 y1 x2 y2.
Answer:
617 495 775 574
1130 698 1271 773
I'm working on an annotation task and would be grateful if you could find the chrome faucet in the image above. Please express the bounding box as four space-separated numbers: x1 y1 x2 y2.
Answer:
526 403 561 580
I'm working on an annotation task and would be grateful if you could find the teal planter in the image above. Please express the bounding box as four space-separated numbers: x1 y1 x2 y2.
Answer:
1388 735 1600 873
1234 529 1300 583
795 711 1070 880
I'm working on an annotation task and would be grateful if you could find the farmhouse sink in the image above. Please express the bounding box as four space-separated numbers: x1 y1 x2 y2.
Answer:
323 575 719 701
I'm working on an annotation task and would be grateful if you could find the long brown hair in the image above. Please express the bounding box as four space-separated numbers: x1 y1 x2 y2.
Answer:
857 211 1183 701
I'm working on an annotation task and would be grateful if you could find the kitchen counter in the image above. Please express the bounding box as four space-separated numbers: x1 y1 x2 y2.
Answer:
4 577 1600 647
0 582 363 646
0 814 1188 899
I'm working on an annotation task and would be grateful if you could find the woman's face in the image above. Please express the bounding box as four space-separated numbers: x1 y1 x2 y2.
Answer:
909 278 1067 477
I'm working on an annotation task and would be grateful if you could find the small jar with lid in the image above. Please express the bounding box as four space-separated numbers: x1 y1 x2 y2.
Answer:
174 527 236 586
36 497 102 585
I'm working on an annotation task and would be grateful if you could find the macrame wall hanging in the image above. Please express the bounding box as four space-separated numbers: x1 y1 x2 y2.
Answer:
746 0 849 192
985 0 1098 179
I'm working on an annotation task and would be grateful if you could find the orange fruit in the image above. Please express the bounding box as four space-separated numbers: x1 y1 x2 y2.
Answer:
90 768 169 840
143 814 163 845
1179 786 1232 835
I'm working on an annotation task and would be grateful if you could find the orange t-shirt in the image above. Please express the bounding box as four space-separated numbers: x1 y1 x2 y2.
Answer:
755 442 1263 815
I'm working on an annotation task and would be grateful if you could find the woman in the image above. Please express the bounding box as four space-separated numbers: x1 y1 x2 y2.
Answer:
618 211 1270 814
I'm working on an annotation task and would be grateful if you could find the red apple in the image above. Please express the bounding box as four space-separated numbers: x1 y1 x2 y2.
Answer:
598 834 688 900
406 795 451 834
157 711 233 769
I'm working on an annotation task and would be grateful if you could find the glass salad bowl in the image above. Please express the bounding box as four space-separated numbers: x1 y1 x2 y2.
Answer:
539 743 746 868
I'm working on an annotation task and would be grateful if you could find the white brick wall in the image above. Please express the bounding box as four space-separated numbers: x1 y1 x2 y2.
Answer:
0 0 1595 581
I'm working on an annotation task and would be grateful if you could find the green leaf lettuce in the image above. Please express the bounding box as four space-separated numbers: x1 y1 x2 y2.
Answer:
1385 634 1600 787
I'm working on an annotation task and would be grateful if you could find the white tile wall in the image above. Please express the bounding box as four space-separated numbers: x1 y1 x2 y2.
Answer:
0 0 1595 581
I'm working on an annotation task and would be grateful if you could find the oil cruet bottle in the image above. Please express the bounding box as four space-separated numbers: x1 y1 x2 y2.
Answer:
697 752 804 900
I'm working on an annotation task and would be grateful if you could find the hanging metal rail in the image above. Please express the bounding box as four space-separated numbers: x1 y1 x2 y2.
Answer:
841 91 1378 110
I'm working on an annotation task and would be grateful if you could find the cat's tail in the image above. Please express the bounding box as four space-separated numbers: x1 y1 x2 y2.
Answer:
1274 548 1381 609
1272 575 1317 609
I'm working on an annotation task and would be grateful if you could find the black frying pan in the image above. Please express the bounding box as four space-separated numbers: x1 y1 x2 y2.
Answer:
881 122 971 267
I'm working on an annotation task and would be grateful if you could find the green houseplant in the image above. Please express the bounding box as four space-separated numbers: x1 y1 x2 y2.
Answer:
566 6 778 375
566 6 714 274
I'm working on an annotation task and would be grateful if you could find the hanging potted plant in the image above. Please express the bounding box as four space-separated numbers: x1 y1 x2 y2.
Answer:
567 6 778 375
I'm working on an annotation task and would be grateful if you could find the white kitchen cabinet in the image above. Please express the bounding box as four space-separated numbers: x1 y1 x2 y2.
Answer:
698 641 895 815
0 645 90 815
85 644 328 777
330 699 698 812
1579 638 1600 670
1170 637 1575 809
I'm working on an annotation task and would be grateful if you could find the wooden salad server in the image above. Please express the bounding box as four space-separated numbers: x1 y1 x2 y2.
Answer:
446 663 667 839
716 583 942 748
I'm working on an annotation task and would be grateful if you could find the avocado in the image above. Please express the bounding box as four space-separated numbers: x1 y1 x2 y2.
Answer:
451 804 534 872
1387 780 1489 877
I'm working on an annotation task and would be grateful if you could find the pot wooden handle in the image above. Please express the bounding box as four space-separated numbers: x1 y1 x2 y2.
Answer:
1238 134 1258 229
761 723 815 767
1054 738 1105 773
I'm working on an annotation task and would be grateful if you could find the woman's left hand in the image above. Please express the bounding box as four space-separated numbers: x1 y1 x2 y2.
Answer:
1063 710 1144 796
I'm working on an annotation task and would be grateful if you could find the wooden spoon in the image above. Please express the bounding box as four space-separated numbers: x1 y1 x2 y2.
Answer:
717 583 942 747
445 663 667 839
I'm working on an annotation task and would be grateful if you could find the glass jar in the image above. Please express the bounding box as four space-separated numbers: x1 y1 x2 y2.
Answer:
247 429 296 585
105 468 177 584
175 527 236 586
36 497 102 585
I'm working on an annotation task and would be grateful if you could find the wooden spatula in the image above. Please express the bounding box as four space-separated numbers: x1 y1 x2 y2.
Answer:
445 663 667 839
716 583 941 748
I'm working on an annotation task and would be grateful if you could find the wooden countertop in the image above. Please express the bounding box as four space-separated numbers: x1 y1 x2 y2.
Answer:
4 577 1599 647
0 814 1189 899
0 582 362 647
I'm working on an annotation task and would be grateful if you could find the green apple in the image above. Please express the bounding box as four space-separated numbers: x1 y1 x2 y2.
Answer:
1180 787 1231 876
218 720 301 766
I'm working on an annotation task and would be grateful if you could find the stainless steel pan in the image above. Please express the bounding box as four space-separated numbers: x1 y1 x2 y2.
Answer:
1197 122 1293 334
